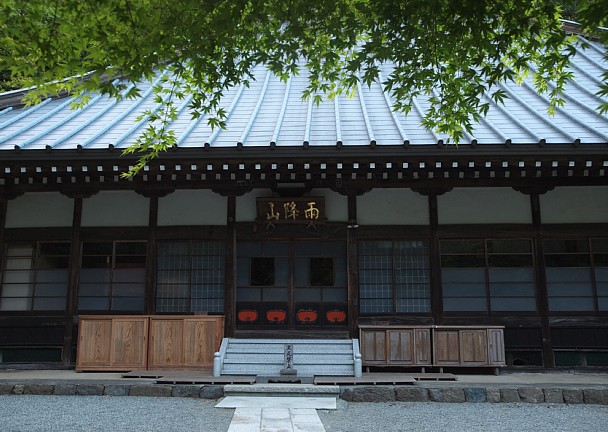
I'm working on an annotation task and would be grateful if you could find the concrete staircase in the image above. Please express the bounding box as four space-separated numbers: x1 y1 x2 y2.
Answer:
215 338 361 377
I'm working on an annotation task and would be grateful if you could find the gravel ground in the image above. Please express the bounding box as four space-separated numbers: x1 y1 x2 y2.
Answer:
318 400 608 432
0 396 234 432
2 396 607 432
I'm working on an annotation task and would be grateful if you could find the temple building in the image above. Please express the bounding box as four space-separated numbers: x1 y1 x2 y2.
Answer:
0 37 606 372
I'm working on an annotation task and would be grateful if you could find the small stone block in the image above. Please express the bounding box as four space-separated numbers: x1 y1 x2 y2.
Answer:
129 385 172 397
350 386 395 402
12 384 25 395
54 384 76 396
500 388 521 403
486 388 501 403
583 389 608 405
518 387 544 403
543 388 563 404
280 369 298 375
77 384 104 396
395 386 429 402
428 388 465 403
103 385 130 396
172 385 201 398
563 389 584 404
25 384 54 395
199 385 224 399
464 387 486 403
0 384 14 395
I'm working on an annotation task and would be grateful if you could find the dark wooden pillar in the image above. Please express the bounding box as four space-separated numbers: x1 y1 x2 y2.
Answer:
224 195 237 337
428 194 443 325
530 192 555 368
62 196 83 366
347 194 359 338
144 195 158 314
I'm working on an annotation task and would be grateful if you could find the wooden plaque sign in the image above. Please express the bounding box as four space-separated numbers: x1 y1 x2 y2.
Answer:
256 197 326 228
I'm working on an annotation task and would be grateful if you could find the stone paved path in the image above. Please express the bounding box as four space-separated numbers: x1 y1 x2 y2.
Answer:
227 408 326 432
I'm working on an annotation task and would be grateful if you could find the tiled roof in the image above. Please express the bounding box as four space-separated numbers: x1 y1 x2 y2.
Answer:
0 38 607 152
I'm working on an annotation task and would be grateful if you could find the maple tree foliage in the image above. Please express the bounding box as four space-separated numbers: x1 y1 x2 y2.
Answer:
1 1 606 176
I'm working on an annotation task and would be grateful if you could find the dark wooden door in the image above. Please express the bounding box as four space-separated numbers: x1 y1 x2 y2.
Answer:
235 240 348 332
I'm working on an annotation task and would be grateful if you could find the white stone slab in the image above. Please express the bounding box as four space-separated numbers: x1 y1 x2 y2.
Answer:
216 396 337 410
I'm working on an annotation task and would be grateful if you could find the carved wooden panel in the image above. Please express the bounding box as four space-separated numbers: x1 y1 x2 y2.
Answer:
414 328 432 365
111 318 148 368
488 328 506 365
388 330 414 364
461 329 488 365
76 319 112 369
183 318 224 368
148 318 184 369
360 329 386 364
433 330 461 365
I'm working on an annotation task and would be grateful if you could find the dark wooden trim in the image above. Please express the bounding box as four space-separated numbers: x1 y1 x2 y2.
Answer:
144 196 158 315
62 197 82 366
156 225 227 240
347 194 359 338
224 195 236 337
531 193 555 368
429 195 443 325
0 198 7 297
3 227 73 241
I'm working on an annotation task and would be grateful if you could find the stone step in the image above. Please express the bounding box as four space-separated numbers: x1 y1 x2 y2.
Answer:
223 354 353 364
223 384 340 398
228 339 352 345
221 364 355 376
226 346 353 354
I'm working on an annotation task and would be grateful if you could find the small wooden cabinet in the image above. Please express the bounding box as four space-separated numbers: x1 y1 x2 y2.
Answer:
76 315 224 371
359 324 505 369
359 326 432 367
148 316 224 370
76 316 148 371
432 326 505 367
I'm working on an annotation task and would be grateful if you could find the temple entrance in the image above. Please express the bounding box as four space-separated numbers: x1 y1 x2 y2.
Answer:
235 240 348 334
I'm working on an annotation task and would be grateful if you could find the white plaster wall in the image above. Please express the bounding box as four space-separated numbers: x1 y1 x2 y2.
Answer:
5 192 74 228
158 189 227 225
308 188 348 222
236 189 274 222
357 189 429 225
540 186 608 223
438 188 531 224
82 191 149 226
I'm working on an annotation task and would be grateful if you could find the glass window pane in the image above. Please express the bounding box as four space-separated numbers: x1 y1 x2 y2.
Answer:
489 267 535 282
441 255 485 267
444 297 487 311
6 245 34 257
549 297 594 311
295 287 321 302
113 269 146 283
441 240 484 254
443 283 486 297
111 297 144 311
543 239 589 253
442 268 485 283
79 283 111 297
33 297 66 310
491 298 536 312
323 287 347 302
488 255 533 267
78 297 110 310
115 242 147 255
35 283 68 297
0 297 31 310
487 239 531 253
4 258 33 270
545 267 592 283
236 287 261 301
591 238 608 253
489 283 536 297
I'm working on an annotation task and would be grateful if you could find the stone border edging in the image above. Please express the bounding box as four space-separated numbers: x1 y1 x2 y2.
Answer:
340 386 608 404
0 383 607 405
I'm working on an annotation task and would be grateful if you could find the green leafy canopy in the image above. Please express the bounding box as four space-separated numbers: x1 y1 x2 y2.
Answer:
1 0 606 177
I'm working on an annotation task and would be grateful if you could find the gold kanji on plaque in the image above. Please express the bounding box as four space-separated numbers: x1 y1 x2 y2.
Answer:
304 201 320 220
266 202 280 228
283 201 299 220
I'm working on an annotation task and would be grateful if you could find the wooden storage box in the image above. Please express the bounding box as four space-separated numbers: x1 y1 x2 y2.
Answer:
76 315 224 371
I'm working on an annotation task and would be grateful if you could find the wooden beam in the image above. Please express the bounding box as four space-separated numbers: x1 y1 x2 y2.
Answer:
62 197 82 366
429 194 443 325
224 195 236 337
347 194 359 338
144 195 158 314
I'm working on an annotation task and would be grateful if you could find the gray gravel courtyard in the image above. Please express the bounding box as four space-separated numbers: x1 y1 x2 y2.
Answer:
1 395 607 432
